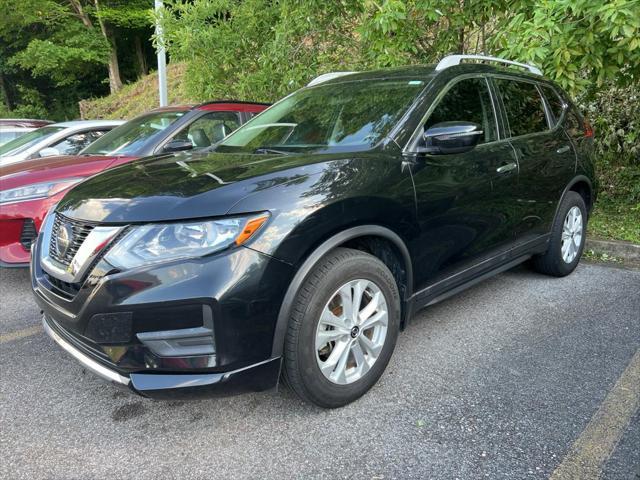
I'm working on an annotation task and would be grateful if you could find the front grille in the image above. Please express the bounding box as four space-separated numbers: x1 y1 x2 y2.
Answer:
44 273 81 299
48 213 95 267
20 219 37 250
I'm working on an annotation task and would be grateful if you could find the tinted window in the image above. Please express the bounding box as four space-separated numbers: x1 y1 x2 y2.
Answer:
565 107 585 138
82 111 186 156
51 130 110 156
425 78 498 143
540 85 565 125
218 80 425 153
496 79 548 137
172 112 241 148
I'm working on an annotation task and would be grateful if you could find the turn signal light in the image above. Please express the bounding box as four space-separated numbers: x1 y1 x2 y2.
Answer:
235 213 270 246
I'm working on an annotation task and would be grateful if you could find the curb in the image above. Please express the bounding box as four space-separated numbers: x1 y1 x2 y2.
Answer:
585 237 640 263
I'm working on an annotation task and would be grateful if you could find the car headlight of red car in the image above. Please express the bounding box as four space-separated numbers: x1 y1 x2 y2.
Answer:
0 178 83 205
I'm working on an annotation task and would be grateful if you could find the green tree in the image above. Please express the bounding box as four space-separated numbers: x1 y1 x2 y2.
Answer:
0 0 155 117
494 0 640 94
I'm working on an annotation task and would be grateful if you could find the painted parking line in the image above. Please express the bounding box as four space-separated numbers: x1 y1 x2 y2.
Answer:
550 348 640 480
0 325 42 344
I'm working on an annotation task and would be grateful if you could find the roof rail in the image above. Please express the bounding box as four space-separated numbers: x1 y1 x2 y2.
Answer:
307 71 358 87
435 55 542 76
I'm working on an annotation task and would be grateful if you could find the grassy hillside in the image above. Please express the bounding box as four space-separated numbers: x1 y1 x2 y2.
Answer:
79 63 195 120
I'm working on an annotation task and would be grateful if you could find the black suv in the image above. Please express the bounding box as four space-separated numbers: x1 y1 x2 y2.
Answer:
32 56 596 408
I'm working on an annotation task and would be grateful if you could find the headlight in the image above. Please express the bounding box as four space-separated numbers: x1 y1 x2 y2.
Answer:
0 178 83 205
104 213 269 270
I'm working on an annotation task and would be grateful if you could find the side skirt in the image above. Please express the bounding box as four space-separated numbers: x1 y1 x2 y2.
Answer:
408 234 550 315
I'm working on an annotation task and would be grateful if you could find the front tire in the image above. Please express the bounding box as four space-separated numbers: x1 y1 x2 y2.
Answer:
282 247 400 408
531 191 587 277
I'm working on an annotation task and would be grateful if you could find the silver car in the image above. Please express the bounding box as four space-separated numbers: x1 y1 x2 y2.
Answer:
0 120 124 167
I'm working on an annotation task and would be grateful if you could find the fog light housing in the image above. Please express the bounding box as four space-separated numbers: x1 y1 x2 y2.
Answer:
136 305 215 357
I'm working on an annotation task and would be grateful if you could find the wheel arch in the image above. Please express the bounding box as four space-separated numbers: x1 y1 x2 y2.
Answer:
271 225 413 358
554 175 595 223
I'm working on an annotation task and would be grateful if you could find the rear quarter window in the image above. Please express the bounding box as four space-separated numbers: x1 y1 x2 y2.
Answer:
495 78 549 137
540 85 566 126
564 107 586 138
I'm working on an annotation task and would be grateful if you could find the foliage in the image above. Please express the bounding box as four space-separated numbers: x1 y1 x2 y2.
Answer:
494 0 640 94
584 82 639 164
358 0 509 66
96 0 152 29
158 0 364 102
590 203 640 243
10 25 110 86
0 0 156 119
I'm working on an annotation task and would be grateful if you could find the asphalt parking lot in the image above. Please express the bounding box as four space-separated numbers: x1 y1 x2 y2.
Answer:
1 262 639 479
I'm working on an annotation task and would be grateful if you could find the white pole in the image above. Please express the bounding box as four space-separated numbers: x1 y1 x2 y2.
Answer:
155 0 168 107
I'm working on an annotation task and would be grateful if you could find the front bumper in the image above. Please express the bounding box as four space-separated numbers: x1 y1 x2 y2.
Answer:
0 195 58 266
43 314 282 399
32 213 294 399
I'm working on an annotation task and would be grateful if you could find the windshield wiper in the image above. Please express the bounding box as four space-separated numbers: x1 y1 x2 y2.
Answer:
253 147 291 155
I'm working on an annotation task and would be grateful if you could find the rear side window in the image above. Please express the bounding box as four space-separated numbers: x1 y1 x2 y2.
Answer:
425 77 498 144
540 85 566 126
495 79 549 137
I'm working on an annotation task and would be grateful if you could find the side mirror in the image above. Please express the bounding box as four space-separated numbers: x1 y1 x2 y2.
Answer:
39 147 60 157
421 121 483 155
163 139 193 153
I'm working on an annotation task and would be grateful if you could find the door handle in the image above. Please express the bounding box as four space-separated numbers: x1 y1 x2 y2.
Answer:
556 145 571 154
496 162 517 174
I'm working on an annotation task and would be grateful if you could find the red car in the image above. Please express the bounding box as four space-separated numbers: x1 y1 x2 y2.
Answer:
0 101 269 266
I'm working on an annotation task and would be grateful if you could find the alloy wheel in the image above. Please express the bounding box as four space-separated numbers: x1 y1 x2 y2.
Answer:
561 206 583 264
315 279 389 385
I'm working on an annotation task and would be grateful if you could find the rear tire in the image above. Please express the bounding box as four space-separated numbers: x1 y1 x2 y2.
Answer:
282 247 400 408
531 191 587 277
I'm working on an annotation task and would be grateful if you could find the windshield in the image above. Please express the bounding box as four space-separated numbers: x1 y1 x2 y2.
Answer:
0 126 65 157
81 111 186 156
216 79 425 154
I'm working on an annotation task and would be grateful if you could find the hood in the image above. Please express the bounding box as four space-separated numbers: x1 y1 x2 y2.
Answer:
0 155 136 190
55 150 351 223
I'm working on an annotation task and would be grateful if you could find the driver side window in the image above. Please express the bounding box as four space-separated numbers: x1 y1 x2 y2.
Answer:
425 78 498 144
172 112 241 149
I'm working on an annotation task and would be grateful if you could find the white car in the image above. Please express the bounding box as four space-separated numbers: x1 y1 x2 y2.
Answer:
0 119 53 146
0 120 124 167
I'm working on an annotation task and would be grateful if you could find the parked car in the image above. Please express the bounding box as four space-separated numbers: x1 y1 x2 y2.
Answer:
0 119 53 146
31 56 596 407
0 101 269 266
0 120 124 166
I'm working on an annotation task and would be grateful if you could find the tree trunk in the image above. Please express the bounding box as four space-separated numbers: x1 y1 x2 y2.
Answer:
68 0 93 28
134 36 148 77
0 72 12 110
94 0 123 93
106 36 123 93
458 0 465 53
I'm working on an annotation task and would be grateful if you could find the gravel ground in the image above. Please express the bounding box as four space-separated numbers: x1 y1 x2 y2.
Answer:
0 262 638 479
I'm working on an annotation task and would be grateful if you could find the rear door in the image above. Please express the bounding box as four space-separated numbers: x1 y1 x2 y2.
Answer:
493 77 576 241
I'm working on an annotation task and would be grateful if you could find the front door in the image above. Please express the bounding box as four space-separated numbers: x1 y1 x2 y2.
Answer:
408 76 522 293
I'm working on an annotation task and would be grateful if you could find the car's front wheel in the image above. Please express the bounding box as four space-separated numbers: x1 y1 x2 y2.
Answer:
282 247 400 408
